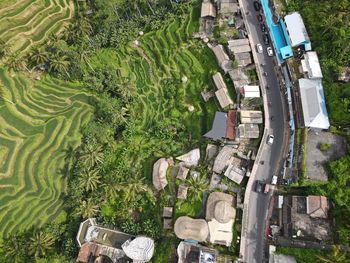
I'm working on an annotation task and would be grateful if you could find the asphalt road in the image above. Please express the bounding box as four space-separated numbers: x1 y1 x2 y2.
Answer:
240 1 287 263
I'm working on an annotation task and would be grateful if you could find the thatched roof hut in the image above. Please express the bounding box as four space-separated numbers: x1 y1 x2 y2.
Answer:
152 158 169 191
174 216 209 242
176 149 200 167
122 236 154 262
206 192 236 223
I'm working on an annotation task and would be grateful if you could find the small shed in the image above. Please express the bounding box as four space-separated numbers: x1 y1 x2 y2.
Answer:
177 166 189 180
163 218 173 230
163 207 173 218
152 158 169 191
177 185 189 200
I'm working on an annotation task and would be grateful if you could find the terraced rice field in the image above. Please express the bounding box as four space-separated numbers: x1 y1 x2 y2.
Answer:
0 69 94 237
0 0 74 54
94 7 222 177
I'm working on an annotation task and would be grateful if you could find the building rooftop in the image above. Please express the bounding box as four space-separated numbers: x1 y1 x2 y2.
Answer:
240 110 263 124
201 0 216 18
213 146 235 174
218 0 239 14
228 39 251 54
215 87 233 109
177 241 217 263
211 44 232 73
152 158 169 191
177 166 189 181
212 72 227 90
298 78 330 129
163 207 173 218
242 85 260 98
284 12 311 48
204 112 227 140
177 184 189 200
238 123 259 138
174 216 209 242
176 148 201 167
121 236 155 262
306 195 329 218
301 51 323 79
226 110 236 140
224 164 245 184
229 69 250 89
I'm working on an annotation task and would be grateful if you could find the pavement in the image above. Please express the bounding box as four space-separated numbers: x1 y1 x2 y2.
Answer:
238 1 289 262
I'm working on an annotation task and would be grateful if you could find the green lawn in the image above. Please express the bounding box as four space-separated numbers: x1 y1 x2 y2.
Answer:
0 68 93 237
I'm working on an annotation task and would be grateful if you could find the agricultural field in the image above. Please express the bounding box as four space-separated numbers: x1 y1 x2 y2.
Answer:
0 69 94 237
90 7 223 180
0 0 75 55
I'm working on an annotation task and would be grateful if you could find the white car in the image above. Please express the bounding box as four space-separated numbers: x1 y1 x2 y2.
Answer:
271 175 278 185
267 47 273 56
267 134 274 145
256 43 263 53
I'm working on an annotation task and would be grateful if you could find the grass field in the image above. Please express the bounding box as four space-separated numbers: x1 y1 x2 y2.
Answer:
0 69 93 237
0 0 75 55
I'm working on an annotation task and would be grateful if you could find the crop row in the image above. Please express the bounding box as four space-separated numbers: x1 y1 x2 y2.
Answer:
0 68 93 237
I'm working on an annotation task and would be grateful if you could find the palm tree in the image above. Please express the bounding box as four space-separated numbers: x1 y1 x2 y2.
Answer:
48 53 70 76
28 46 49 68
316 246 350 263
28 231 55 258
1 234 26 262
76 198 99 218
80 143 104 168
0 40 10 60
122 175 153 202
186 174 209 201
78 168 101 192
6 52 27 72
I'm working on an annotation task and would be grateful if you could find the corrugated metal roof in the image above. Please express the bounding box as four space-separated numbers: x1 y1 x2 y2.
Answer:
204 112 227 140
284 12 310 47
298 78 330 129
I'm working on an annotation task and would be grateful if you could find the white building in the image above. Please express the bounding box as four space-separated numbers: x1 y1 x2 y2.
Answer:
298 78 330 129
301 51 323 79
242 85 260 98
284 12 311 50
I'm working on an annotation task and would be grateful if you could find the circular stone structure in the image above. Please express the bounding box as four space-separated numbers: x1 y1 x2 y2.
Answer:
181 75 188 83
188 105 194 112
214 200 235 224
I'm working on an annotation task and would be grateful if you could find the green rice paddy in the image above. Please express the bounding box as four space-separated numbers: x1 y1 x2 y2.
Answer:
0 0 74 54
0 69 93 237
92 7 223 179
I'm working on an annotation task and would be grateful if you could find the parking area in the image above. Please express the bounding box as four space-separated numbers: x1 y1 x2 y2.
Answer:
306 130 347 181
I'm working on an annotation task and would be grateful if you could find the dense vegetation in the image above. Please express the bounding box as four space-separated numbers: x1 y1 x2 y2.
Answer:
285 0 350 259
0 0 226 262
